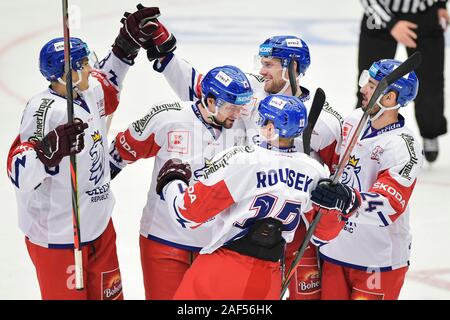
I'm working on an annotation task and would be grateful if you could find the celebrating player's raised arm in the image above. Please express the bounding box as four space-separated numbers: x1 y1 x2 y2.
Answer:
153 54 203 102
6 3 178 300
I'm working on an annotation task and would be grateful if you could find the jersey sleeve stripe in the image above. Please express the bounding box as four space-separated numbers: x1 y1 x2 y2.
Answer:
115 131 161 162
179 180 235 223
90 71 120 116
369 169 416 222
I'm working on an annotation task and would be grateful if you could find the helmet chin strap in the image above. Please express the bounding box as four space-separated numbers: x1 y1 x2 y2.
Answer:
369 95 401 122
278 67 302 97
200 99 223 127
259 127 280 144
57 70 83 89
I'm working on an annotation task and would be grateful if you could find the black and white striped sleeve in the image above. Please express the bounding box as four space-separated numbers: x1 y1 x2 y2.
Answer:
360 0 397 30
437 0 448 9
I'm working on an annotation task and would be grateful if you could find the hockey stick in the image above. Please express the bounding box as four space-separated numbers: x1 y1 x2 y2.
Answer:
280 88 325 297
302 88 325 156
62 0 84 290
280 51 422 298
302 87 326 291
106 114 114 134
288 59 298 97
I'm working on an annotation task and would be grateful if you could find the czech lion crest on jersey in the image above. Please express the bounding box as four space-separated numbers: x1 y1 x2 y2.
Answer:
89 131 105 185
341 155 362 190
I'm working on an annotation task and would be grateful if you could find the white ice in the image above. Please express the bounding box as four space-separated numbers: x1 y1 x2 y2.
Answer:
0 0 449 299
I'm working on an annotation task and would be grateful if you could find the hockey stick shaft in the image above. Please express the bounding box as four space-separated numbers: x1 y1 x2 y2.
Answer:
280 88 325 297
288 59 298 97
62 0 84 290
280 52 422 298
302 88 325 156
301 87 326 290
106 114 114 134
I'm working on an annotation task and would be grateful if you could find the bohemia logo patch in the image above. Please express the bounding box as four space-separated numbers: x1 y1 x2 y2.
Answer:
167 131 189 154
295 260 321 297
341 155 362 190
101 268 122 300
89 131 105 185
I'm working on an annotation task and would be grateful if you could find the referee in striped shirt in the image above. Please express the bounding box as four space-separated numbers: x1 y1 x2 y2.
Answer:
358 0 449 163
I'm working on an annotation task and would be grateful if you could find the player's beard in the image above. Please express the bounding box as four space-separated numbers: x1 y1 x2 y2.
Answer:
264 77 286 94
361 92 372 110
216 117 235 129
362 99 382 117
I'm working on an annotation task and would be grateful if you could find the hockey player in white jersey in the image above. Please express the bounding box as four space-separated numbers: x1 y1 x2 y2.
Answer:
109 65 253 299
6 5 175 299
151 35 342 166
311 59 424 300
145 26 343 299
156 95 348 299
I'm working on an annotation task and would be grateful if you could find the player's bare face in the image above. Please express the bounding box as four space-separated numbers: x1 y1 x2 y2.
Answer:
259 58 285 94
215 103 243 129
360 78 377 108
360 78 382 116
73 58 92 91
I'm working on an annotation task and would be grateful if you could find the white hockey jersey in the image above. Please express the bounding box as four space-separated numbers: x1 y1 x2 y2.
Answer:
7 51 130 248
162 144 330 254
111 100 247 250
319 108 424 270
153 53 343 168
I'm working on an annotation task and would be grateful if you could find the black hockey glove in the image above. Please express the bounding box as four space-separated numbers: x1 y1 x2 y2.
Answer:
311 178 361 218
34 119 88 168
112 4 161 63
156 159 191 197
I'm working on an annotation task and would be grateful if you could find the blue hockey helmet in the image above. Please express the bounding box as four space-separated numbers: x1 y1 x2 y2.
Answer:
258 35 311 76
367 59 419 107
256 94 308 138
39 37 90 81
201 65 253 106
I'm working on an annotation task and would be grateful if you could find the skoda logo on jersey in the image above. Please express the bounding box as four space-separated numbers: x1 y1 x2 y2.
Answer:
89 131 105 185
341 155 362 190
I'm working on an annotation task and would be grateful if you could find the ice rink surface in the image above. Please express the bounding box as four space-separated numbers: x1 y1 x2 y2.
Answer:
0 0 449 299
